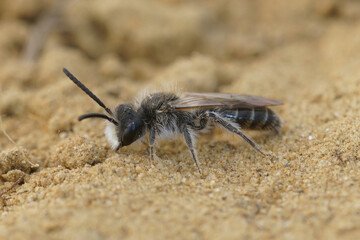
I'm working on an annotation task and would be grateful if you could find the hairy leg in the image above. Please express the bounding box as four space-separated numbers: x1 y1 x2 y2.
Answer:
208 112 267 156
149 127 156 161
182 127 201 174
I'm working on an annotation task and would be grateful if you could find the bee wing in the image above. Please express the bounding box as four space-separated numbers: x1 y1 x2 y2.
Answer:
168 92 283 111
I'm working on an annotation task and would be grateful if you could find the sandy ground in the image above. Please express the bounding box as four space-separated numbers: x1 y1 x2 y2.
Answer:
1 0 360 239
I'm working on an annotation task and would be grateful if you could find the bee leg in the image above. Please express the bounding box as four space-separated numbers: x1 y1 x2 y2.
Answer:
149 128 156 163
182 128 202 174
208 112 267 156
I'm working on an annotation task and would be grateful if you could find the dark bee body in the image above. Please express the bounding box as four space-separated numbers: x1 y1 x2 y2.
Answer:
138 92 182 134
219 107 281 132
139 92 203 134
122 92 281 172
138 93 281 133
63 68 283 173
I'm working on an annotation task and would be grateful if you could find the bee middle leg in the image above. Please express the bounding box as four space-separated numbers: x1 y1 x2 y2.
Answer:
149 127 156 162
182 127 202 174
208 112 267 156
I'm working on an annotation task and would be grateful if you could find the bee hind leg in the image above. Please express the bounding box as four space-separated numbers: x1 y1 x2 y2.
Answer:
208 112 268 156
182 128 202 174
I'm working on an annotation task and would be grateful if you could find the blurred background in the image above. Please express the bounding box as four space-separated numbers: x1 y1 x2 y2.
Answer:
2 0 358 84
2 1 360 239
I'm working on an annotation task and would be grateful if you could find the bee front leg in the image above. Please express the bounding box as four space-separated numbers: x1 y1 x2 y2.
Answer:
149 127 156 162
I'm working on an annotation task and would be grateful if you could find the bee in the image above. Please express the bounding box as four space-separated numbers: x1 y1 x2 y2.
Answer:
63 68 282 173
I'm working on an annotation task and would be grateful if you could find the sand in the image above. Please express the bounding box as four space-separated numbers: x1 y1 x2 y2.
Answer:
1 0 360 239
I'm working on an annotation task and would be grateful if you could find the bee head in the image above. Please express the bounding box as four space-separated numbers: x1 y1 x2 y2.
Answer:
63 68 145 151
105 104 145 150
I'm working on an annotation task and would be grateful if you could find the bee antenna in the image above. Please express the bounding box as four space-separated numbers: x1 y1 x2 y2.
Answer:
63 68 113 116
78 113 119 125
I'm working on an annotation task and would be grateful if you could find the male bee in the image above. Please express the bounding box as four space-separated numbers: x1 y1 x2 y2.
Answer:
63 68 282 173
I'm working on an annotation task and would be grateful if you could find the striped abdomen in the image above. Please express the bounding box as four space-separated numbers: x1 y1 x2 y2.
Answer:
220 107 281 133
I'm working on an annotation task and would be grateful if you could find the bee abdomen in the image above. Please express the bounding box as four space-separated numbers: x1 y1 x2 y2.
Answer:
221 107 281 133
